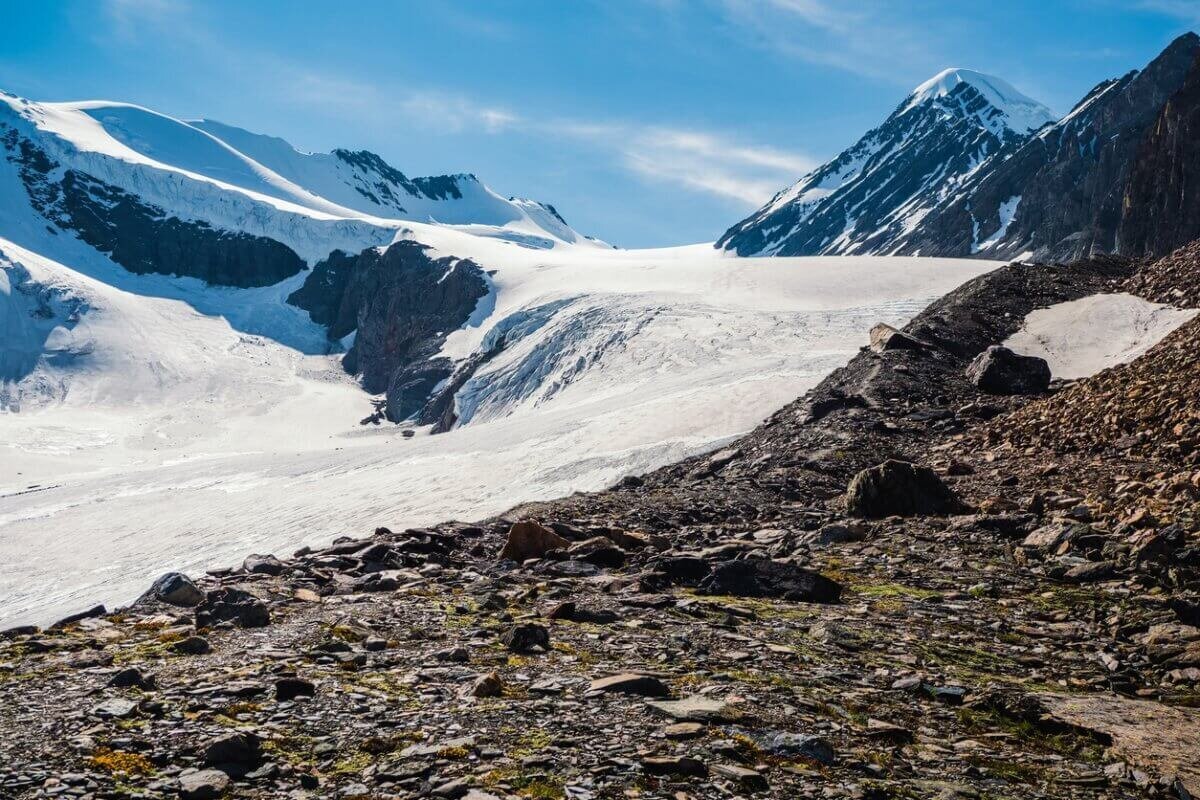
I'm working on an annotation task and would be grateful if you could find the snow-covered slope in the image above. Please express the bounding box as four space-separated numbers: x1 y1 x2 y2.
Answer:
717 69 1054 257
0 243 997 627
1004 293 1199 379
0 86 1002 627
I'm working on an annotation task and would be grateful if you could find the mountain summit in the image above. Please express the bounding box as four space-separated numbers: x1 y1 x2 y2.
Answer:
717 69 1054 257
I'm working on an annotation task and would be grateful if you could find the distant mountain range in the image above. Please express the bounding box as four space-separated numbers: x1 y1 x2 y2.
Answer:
720 32 1200 263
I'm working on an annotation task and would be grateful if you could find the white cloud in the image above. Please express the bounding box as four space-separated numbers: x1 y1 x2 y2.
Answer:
553 122 813 206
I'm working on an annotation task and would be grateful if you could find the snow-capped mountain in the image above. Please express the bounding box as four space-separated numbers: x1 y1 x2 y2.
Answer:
893 32 1200 261
717 69 1055 257
723 34 1200 263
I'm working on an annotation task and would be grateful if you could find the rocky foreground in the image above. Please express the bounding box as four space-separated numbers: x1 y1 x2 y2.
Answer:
3 249 1200 800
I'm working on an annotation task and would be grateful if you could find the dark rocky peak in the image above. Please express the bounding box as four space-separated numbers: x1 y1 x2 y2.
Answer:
1117 44 1200 257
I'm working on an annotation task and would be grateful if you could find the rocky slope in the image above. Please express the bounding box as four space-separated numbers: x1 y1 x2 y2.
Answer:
4 243 1200 799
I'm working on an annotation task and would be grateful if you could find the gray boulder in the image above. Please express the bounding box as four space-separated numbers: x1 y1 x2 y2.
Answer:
966 346 1051 395
148 572 203 607
846 460 964 518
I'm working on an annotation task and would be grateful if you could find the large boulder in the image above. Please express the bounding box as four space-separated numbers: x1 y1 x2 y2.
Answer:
966 346 1051 395
498 521 569 563
194 588 270 629
846 460 964 518
146 572 203 607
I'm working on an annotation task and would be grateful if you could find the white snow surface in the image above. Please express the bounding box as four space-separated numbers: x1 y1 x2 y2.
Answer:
904 69 1056 135
1004 293 1198 379
0 234 997 627
0 87 999 627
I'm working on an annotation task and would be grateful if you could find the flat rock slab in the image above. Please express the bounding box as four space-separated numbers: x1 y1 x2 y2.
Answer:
588 673 670 697
646 695 744 723
1038 692 1200 794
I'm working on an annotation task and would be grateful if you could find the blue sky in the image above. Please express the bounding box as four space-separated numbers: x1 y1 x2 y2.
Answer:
1 1 1197 247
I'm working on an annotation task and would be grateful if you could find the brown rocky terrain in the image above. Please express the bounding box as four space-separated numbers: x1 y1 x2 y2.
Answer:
3 246 1200 800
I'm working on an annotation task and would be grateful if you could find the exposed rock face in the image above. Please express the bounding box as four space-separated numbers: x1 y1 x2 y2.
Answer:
965 346 1051 395
290 240 489 422
498 520 569 563
1117 52 1200 258
845 460 964 518
2 131 306 288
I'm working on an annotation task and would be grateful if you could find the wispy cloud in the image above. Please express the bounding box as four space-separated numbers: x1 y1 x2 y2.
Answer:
703 0 957 86
1137 0 1200 23
103 0 188 40
553 122 813 205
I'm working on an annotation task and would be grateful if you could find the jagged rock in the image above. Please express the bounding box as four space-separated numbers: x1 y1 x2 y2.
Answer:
178 769 230 800
500 623 550 653
194 588 270 629
469 671 503 698
546 601 618 624
147 572 204 607
698 559 842 603
965 346 1050 395
588 673 670 697
846 460 964 518
50 605 106 629
869 323 929 352
498 521 568 563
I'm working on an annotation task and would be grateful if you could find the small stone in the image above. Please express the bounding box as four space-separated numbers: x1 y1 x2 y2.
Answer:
588 673 670 697
846 460 965 518
966 345 1051 395
203 731 262 771
664 722 705 739
711 764 768 791
178 770 229 800
275 677 315 701
500 623 550 653
470 670 503 698
109 667 155 690
641 756 708 777
242 553 285 576
172 636 211 655
764 732 835 765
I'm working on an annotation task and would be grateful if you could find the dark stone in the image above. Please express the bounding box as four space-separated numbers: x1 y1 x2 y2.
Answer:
147 572 204 607
194 588 270 629
203 732 263 774
172 636 211 655
241 554 285 576
500 623 550 653
109 667 155 690
50 605 106 629
845 460 964 518
648 556 712 587
965 346 1051 395
275 677 316 702
698 560 842 604
641 756 708 777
